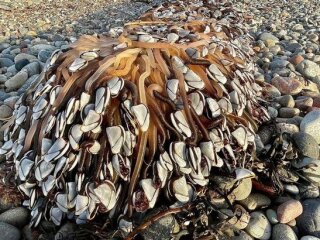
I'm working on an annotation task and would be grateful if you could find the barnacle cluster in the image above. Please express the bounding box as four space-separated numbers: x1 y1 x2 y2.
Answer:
0 0 270 237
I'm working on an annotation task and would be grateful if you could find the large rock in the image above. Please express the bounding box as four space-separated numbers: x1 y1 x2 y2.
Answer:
271 76 303 95
258 32 279 47
300 110 320 143
296 60 320 79
292 157 320 185
297 199 320 237
277 200 303 223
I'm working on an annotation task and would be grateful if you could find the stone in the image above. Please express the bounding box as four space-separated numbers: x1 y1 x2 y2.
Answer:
259 32 279 47
266 209 279 224
276 123 299 134
141 213 175 240
292 132 319 159
22 62 41 77
5 69 28 91
276 95 295 108
14 53 37 63
239 193 271 211
0 91 10 101
0 207 29 228
292 157 320 185
272 224 298 240
245 211 271 240
277 200 303 224
263 83 281 98
17 74 39 95
283 184 299 195
232 230 254 240
0 222 21 240
29 44 56 55
289 55 304 65
0 105 13 119
297 199 320 238
296 60 320 79
15 59 30 71
279 107 300 118
0 43 10 52
232 178 252 201
299 184 319 199
38 49 52 62
300 110 320 143
267 106 278 119
285 42 303 53
0 74 7 83
0 58 14 68
295 97 314 110
271 76 303 95
269 59 289 70
54 222 77 240
301 236 320 240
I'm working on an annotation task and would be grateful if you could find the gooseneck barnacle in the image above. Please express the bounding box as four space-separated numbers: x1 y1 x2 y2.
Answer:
0 0 273 237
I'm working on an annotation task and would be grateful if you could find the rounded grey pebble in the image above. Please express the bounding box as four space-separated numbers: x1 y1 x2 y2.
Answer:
277 95 295 108
0 207 29 228
0 222 21 240
272 224 298 240
279 107 300 118
0 105 13 119
300 110 320 144
292 132 319 159
38 49 52 63
297 199 320 237
4 69 29 91
266 209 279 224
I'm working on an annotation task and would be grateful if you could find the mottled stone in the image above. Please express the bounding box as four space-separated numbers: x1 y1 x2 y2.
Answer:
0 222 21 240
300 110 320 143
277 200 303 224
292 132 319 159
296 60 320 79
271 76 303 95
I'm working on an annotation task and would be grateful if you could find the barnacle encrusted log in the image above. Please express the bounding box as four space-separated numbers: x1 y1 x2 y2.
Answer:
0 0 269 230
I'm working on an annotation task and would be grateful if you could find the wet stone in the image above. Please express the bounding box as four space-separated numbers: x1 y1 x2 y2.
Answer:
15 59 30 71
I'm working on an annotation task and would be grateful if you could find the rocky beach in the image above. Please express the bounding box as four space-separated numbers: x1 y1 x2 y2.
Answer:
0 0 320 239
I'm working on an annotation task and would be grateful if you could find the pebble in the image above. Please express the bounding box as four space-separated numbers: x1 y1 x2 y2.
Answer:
54 222 77 240
17 74 40 95
289 55 304 65
239 193 271 210
266 209 279 224
21 61 41 77
4 69 29 91
232 230 254 240
293 157 320 185
29 44 56 55
276 123 300 134
277 200 303 224
279 107 300 118
292 132 319 159
259 32 279 47
15 59 30 71
38 49 52 62
0 207 29 228
276 95 295 107
300 110 320 143
0 105 13 119
297 199 320 238
245 211 271 240
0 58 14 68
271 76 303 95
272 224 298 240
296 60 320 80
299 185 320 199
14 53 37 63
300 236 320 240
141 213 175 240
283 184 299 195
0 222 21 240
